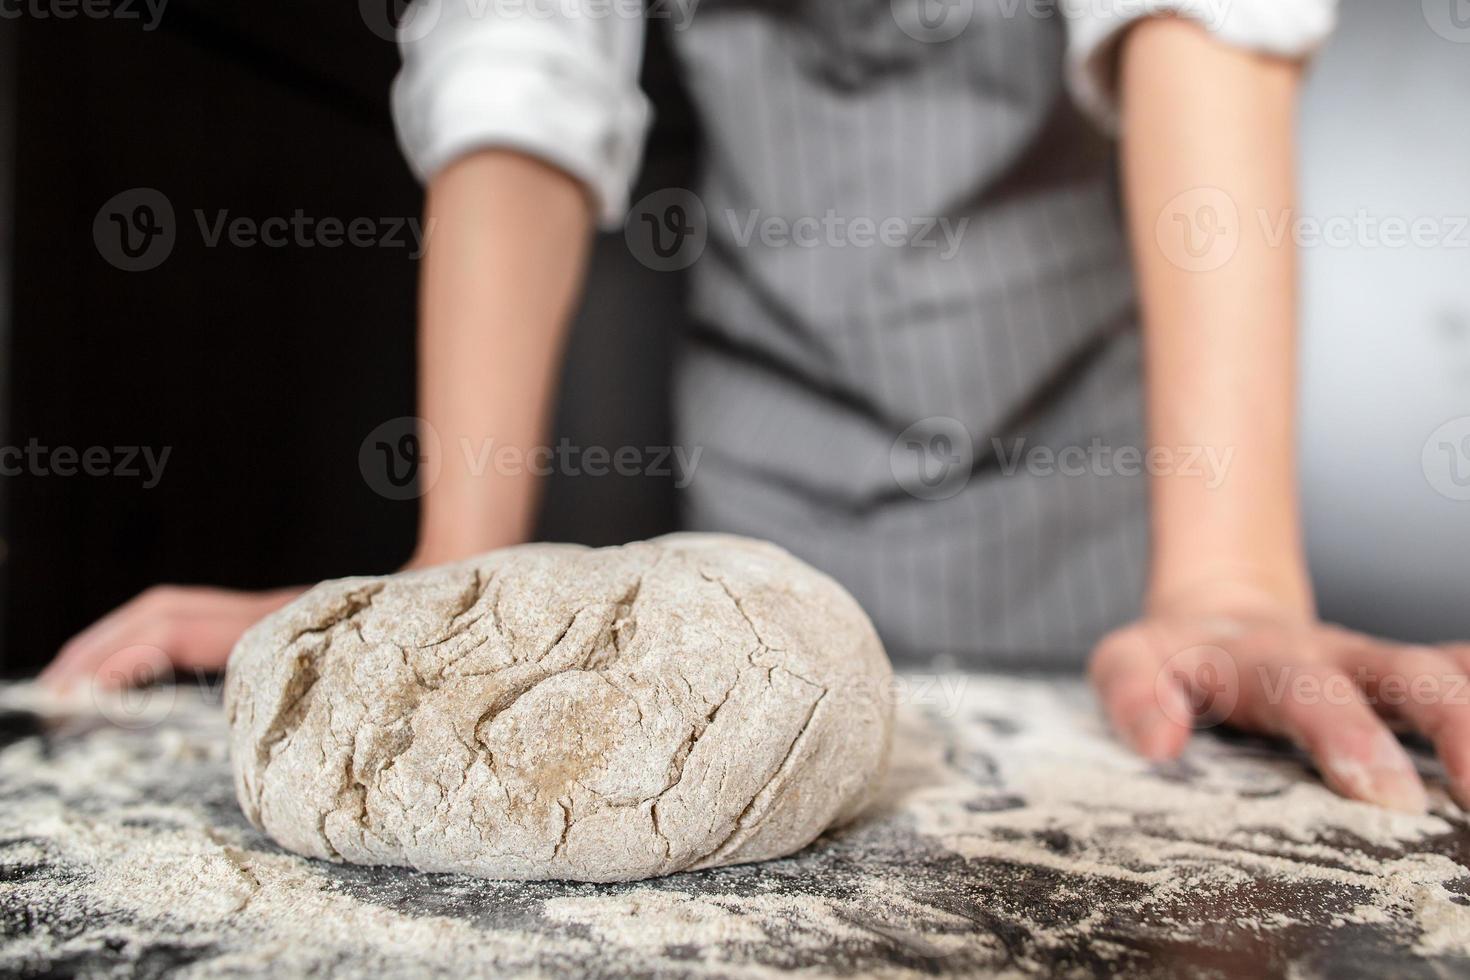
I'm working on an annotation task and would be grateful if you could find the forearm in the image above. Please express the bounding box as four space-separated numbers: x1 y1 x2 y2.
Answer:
413 150 593 565
1119 17 1312 616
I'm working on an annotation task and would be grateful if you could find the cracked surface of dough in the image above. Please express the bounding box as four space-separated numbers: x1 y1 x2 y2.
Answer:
224 533 893 882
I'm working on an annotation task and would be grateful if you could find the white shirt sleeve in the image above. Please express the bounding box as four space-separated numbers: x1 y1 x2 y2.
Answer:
1060 0 1339 132
391 0 652 228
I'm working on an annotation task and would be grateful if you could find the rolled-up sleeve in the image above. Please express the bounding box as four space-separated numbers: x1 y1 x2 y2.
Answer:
391 0 652 228
1060 0 1339 131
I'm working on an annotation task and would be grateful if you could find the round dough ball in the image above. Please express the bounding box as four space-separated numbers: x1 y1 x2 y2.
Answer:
224 534 893 882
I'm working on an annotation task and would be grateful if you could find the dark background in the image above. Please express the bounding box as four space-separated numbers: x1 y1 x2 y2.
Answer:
2 0 1468 676
0 2 696 676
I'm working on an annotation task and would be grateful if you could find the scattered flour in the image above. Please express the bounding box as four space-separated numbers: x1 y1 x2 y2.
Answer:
2 675 1468 977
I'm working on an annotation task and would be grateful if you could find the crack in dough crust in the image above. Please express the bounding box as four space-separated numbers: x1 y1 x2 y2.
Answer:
224 534 894 882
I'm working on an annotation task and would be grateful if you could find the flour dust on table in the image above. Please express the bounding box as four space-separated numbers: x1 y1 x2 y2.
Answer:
2 674 1469 977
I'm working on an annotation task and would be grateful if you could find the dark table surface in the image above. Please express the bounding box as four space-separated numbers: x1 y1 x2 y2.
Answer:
2 674 1468 978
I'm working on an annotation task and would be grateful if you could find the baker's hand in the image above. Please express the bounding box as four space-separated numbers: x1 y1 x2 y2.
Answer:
1089 582 1470 814
40 585 305 693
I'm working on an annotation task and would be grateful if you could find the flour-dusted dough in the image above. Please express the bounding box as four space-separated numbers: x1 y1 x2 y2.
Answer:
224 533 893 882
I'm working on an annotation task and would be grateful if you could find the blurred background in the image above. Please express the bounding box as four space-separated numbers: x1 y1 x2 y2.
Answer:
0 0 1465 676
1297 0 1470 641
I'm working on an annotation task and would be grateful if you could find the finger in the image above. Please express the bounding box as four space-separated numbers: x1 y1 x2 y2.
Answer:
44 613 175 693
1348 644 1470 810
164 612 265 671
54 613 237 692
41 599 138 685
43 605 152 690
46 586 302 693
1091 625 1193 761
40 613 122 683
90 643 175 691
41 587 184 687
57 600 287 693
1270 664 1427 813
1440 643 1470 679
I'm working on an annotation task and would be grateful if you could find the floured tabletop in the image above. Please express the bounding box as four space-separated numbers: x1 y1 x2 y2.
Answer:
1 674 1468 978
